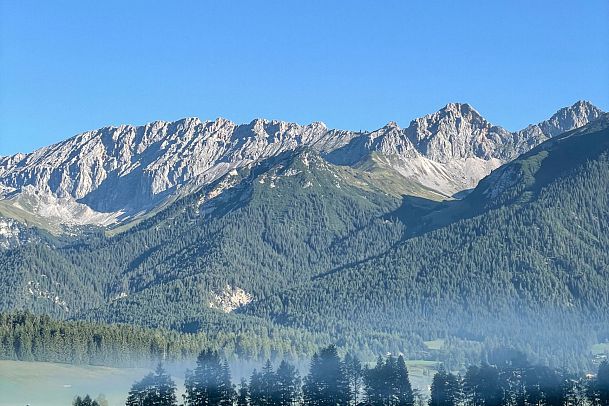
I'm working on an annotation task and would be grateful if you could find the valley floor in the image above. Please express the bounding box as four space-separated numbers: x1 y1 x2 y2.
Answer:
0 360 172 406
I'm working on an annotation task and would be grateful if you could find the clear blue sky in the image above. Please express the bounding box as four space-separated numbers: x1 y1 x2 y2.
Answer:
1 0 608 156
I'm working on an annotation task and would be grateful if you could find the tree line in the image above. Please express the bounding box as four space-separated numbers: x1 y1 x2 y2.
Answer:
74 346 609 406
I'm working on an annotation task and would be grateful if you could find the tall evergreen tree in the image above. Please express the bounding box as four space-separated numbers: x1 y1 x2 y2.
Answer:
303 345 351 406
429 367 461 406
364 355 414 406
184 350 232 406
463 364 503 406
276 359 301 405
344 352 363 406
250 369 264 406
395 355 415 406
261 359 278 405
125 363 177 406
589 360 609 406
599 360 609 406
238 377 250 406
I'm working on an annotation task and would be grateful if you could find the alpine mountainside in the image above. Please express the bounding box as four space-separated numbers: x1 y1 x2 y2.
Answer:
242 113 609 369
0 101 602 230
0 102 607 370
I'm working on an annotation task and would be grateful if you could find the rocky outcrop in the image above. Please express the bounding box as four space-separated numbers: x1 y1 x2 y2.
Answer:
0 101 603 226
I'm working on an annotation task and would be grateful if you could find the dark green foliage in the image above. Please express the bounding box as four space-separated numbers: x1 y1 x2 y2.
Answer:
429 367 461 406
125 363 178 406
249 369 264 406
243 120 609 370
303 345 351 406
463 364 503 406
0 311 329 365
589 360 609 406
364 355 414 406
238 377 250 406
344 352 363 405
73 395 100 406
183 350 235 406
276 360 302 405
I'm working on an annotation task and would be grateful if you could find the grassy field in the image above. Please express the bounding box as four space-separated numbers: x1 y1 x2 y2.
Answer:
0 360 162 406
404 359 437 392
592 342 609 355
0 358 436 405
423 339 445 351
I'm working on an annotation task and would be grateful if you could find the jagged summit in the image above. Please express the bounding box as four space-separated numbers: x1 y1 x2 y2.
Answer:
0 101 603 228
538 100 603 137
441 102 478 114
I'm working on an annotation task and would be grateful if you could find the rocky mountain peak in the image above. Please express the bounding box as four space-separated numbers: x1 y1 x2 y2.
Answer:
442 102 478 116
538 100 604 137
405 102 509 163
0 101 604 228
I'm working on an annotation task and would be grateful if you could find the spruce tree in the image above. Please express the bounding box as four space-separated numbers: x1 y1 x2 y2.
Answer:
74 395 100 406
599 360 609 406
430 367 461 406
250 369 264 406
463 364 502 406
304 346 350 406
395 355 414 406
276 359 301 405
344 352 363 406
238 377 250 406
125 363 177 406
589 360 609 406
184 350 226 406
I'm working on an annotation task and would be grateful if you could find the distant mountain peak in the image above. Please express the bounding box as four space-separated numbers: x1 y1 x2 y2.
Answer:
442 102 477 115
516 100 605 140
0 100 604 228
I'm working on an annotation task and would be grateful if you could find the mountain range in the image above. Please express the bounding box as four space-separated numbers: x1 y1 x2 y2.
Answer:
0 100 607 369
0 101 602 230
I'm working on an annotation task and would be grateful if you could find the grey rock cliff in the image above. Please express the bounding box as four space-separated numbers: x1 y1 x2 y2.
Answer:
0 101 602 226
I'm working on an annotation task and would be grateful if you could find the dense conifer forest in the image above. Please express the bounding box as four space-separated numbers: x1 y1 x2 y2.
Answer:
70 345 609 406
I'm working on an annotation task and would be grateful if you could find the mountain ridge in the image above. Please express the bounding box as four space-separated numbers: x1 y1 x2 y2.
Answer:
0 101 603 229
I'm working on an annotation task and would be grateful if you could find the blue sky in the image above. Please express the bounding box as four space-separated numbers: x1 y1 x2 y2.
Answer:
1 0 608 155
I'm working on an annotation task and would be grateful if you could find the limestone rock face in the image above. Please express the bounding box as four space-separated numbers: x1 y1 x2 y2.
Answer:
0 101 602 226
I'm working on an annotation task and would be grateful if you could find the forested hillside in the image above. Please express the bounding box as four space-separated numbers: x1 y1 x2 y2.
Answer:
1 116 608 369
242 115 609 370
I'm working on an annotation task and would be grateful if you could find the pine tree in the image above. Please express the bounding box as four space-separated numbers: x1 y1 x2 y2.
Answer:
364 357 385 406
599 360 609 406
276 359 301 405
238 377 250 406
463 364 502 406
125 363 177 406
395 355 414 406
220 360 236 406
74 395 100 406
589 360 609 406
261 359 278 405
303 345 351 406
429 367 461 406
344 352 363 406
154 363 179 406
184 350 226 406
250 369 264 406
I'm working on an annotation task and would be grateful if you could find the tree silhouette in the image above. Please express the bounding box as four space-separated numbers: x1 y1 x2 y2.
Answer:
183 350 233 406
303 345 350 406
126 363 177 406
430 366 461 406
276 359 301 405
